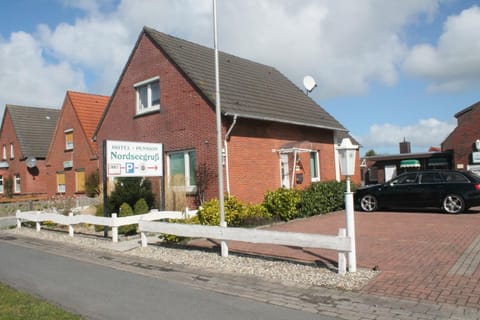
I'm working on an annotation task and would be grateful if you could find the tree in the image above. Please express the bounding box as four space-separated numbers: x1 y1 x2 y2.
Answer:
108 177 154 214
365 149 377 157
85 169 100 197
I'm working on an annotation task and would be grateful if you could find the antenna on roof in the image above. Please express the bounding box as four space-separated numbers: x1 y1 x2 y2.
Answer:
303 75 317 95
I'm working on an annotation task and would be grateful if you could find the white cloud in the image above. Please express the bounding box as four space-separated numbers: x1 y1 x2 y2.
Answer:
28 0 440 100
403 6 480 92
0 31 85 112
360 118 455 154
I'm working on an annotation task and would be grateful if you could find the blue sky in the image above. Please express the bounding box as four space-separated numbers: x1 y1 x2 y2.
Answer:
0 0 479 156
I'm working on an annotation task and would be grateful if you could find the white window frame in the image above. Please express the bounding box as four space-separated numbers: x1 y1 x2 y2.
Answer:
14 174 21 193
310 151 321 182
0 175 4 194
167 150 196 193
134 76 160 115
10 143 14 160
2 145 6 160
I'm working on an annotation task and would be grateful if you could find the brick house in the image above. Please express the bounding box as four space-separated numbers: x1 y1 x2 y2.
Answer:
45 91 109 197
442 101 480 175
0 105 59 199
94 27 359 207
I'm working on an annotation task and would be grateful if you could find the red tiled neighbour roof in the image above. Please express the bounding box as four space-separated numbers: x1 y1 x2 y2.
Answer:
67 91 109 153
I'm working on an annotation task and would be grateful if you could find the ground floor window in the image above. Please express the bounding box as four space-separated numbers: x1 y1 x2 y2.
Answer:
14 174 20 193
75 170 85 193
57 172 66 193
168 150 196 192
310 151 320 182
0 175 4 193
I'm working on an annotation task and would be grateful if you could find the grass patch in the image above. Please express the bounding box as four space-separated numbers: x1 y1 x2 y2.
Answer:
0 282 83 320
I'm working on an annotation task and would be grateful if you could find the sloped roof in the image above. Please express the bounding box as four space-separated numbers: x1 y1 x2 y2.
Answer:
454 100 480 118
67 91 109 152
5 105 60 158
140 27 346 132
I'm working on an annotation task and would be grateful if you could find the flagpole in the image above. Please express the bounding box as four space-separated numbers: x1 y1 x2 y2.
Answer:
213 0 228 257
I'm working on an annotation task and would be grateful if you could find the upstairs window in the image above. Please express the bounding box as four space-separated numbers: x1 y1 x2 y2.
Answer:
65 129 74 150
10 143 14 159
2 145 6 160
134 76 160 115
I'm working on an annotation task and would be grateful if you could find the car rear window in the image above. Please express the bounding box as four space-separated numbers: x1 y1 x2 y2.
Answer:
442 172 469 183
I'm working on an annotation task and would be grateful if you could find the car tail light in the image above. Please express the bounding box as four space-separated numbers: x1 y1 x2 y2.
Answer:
476 184 480 191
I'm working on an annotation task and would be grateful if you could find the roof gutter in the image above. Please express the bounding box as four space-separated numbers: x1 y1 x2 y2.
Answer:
224 115 238 196
223 111 347 132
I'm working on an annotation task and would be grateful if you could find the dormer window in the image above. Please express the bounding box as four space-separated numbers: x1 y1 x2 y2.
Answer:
134 76 160 115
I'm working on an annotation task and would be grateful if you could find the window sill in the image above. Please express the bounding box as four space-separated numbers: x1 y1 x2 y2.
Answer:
170 186 197 195
135 107 160 118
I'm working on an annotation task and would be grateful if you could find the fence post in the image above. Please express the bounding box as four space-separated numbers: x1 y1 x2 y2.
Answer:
35 211 41 232
68 212 74 237
141 229 148 247
112 213 118 243
16 210 21 229
338 228 347 275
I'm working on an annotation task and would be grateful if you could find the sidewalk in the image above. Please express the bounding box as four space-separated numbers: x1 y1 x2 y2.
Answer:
189 208 480 311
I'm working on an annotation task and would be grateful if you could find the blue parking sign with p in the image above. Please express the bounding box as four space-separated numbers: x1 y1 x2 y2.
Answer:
126 162 135 174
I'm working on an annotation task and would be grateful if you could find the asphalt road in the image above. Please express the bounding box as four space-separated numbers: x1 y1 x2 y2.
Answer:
0 241 333 320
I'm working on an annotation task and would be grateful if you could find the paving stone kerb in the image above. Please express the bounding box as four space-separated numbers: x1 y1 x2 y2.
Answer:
191 208 480 310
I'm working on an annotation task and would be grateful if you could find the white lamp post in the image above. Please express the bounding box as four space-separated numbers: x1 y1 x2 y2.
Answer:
337 138 358 272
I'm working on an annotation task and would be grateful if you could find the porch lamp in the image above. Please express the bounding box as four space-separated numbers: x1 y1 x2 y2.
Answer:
337 137 358 272
476 139 480 151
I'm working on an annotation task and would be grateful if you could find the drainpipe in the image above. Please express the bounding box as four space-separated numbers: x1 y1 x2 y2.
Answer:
224 115 238 195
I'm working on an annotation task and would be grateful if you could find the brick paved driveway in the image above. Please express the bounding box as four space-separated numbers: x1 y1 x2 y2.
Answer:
194 207 480 309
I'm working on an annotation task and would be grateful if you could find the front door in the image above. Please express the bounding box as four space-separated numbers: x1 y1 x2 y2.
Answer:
280 154 290 188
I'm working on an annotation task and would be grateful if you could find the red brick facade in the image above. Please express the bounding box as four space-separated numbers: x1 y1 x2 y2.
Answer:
442 102 480 172
96 33 360 207
0 111 49 197
45 92 109 197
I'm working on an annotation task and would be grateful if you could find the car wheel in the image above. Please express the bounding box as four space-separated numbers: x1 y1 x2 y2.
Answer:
360 194 378 212
442 194 465 214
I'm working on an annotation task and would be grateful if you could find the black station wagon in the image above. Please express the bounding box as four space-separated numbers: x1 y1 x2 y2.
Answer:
355 170 480 214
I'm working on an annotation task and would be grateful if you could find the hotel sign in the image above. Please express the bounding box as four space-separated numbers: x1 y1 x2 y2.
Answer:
106 140 163 177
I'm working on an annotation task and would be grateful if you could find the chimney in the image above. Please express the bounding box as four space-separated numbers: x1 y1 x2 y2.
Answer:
399 138 411 154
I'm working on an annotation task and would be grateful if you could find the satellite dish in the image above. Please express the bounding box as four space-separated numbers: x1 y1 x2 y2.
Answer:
303 75 317 94
26 157 37 168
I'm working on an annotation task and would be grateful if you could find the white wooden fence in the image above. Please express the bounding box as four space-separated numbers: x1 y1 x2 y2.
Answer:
139 220 352 274
15 209 196 243
16 209 353 274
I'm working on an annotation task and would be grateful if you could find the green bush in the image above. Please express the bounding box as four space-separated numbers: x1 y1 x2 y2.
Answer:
197 196 272 227
134 198 150 214
161 215 200 244
197 196 245 227
298 180 346 217
242 204 273 227
108 177 154 214
263 188 301 221
118 202 136 235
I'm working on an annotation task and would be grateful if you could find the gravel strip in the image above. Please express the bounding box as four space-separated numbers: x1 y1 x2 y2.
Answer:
4 227 378 291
